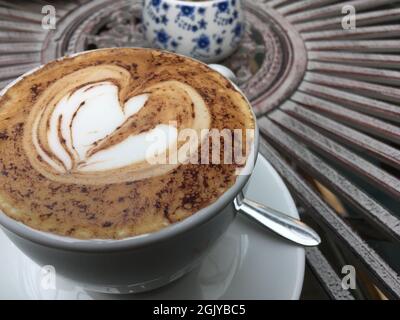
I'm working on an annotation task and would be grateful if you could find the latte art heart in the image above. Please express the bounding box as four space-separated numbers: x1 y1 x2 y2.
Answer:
36 82 151 172
25 65 211 184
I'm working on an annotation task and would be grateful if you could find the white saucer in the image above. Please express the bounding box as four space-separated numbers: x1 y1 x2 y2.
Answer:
0 155 305 300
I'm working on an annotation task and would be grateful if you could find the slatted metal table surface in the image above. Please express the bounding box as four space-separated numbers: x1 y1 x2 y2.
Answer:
0 0 399 300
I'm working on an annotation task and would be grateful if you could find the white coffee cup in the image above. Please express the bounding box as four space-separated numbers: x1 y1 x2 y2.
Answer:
0 48 258 294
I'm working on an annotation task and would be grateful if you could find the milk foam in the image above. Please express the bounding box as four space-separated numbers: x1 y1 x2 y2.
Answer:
28 70 212 184
81 124 177 171
1 48 255 239
34 81 183 173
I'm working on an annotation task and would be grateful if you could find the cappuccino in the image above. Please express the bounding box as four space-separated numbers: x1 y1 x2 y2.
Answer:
0 48 254 239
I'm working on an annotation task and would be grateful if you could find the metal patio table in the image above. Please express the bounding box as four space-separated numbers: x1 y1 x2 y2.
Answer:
0 0 400 300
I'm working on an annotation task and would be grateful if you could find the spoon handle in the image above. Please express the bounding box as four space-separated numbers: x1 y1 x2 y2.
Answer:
234 195 321 247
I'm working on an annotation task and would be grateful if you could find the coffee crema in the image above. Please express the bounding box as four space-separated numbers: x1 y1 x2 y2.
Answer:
0 48 254 239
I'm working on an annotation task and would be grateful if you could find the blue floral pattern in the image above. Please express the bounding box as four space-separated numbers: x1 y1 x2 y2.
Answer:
149 0 162 13
179 5 195 18
153 28 181 49
143 0 244 62
213 0 237 26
